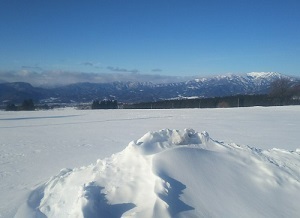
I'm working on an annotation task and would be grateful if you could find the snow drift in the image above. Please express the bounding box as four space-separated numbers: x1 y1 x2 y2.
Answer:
16 129 300 218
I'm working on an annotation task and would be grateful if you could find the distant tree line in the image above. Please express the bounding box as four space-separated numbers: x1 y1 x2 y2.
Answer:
123 78 300 109
6 99 35 111
123 95 277 109
123 94 300 109
92 99 118 109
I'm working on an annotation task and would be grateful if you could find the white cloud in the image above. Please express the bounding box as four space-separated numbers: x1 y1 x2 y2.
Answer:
0 70 188 87
152 68 163 72
107 66 139 74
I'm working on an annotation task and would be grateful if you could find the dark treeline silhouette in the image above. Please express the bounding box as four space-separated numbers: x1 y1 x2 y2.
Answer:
6 99 35 111
92 99 118 109
22 99 35 110
123 94 300 109
6 103 18 111
124 78 300 109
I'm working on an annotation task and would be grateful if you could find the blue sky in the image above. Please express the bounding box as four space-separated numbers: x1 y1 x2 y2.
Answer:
0 0 300 77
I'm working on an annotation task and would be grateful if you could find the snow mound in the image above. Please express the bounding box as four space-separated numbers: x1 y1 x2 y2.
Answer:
16 129 300 218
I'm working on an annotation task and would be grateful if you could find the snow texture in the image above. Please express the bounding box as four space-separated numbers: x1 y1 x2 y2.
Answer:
1 106 300 217
16 128 300 218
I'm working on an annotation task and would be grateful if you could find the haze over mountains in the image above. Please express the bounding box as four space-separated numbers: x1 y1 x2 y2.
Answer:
0 70 188 87
0 72 298 104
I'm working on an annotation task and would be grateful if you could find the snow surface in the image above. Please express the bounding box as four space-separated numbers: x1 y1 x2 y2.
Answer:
1 106 300 217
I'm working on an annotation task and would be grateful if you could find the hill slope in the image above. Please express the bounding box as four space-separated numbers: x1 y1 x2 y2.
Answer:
0 72 298 104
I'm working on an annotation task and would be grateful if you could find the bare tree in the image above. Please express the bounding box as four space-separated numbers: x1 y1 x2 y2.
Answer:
269 78 292 98
291 82 300 96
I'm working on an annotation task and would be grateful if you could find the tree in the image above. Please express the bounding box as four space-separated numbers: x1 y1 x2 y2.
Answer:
6 103 17 111
269 78 292 98
290 82 300 97
92 100 100 109
22 99 35 111
92 99 118 109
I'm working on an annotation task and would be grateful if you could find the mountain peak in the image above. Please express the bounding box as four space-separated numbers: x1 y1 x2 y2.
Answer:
0 72 297 105
246 72 281 79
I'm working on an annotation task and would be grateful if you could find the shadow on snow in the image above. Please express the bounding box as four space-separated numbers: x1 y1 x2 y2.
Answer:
25 182 135 218
82 182 136 218
157 173 194 217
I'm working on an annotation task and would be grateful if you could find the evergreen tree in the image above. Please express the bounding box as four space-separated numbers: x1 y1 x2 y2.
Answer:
22 99 35 111
92 100 100 109
92 99 118 109
6 103 18 111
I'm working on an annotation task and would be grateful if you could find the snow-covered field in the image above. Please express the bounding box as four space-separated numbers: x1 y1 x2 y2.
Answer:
1 106 300 217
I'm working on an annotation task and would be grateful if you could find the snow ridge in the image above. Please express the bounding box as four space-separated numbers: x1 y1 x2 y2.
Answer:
17 129 300 218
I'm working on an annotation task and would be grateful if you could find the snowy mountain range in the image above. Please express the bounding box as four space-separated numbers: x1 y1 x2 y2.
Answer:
0 72 298 104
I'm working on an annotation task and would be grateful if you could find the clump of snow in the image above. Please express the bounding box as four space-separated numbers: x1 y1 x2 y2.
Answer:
16 129 300 218
132 129 215 155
